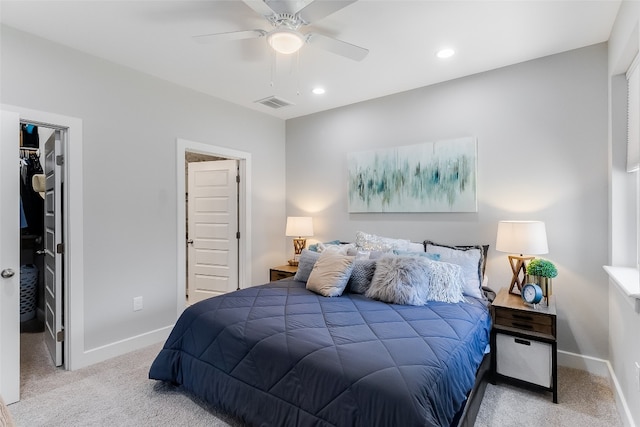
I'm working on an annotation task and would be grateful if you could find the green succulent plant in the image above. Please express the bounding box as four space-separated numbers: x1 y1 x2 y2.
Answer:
526 259 558 278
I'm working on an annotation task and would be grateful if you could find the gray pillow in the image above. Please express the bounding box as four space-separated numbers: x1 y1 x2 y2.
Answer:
293 249 321 282
306 254 355 297
366 255 430 306
347 259 377 294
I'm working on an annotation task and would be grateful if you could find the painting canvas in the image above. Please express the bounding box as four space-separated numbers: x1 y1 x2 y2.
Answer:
348 137 477 213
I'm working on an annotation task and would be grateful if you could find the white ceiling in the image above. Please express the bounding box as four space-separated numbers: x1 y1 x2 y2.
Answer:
0 0 621 120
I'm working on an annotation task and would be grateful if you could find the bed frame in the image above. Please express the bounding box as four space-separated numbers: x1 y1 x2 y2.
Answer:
454 353 491 427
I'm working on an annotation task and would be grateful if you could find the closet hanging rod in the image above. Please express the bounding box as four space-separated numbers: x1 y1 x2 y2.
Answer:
19 147 39 152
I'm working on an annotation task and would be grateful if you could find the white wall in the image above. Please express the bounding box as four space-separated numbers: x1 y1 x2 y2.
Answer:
1 26 286 360
608 2 640 425
286 44 609 360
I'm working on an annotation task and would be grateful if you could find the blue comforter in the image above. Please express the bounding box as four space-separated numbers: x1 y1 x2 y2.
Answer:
149 280 491 427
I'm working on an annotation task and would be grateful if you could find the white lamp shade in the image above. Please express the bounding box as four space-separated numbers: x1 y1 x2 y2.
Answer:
495 220 548 255
285 216 314 237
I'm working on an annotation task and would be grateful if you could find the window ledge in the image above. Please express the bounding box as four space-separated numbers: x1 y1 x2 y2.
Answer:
603 265 640 298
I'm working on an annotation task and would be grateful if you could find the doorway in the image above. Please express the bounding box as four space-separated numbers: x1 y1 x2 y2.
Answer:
176 138 252 317
19 123 65 370
185 154 239 304
1 106 84 404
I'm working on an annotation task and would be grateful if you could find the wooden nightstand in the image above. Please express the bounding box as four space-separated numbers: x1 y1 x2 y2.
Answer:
269 265 298 281
490 287 558 403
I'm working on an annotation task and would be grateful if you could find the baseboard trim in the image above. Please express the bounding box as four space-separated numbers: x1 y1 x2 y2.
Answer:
74 325 173 370
558 349 610 376
558 350 636 427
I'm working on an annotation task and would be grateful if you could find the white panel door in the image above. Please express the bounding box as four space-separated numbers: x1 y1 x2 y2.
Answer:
0 110 20 403
44 131 63 366
187 160 238 303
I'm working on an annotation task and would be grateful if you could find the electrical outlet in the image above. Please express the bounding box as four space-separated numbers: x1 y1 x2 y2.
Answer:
636 362 640 392
133 296 143 312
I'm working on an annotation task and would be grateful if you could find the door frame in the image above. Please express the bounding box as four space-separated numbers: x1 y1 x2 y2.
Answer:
1 104 85 371
176 138 251 318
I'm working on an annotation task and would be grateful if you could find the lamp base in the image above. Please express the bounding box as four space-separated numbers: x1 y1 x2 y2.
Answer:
507 255 535 295
287 259 299 267
292 237 306 255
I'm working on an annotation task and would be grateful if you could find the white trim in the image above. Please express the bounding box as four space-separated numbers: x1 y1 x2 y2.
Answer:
1 104 85 370
604 265 640 311
176 138 252 319
558 350 635 427
558 349 611 377
80 326 172 367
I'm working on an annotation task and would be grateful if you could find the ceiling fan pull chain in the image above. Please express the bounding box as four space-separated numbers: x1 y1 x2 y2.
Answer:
270 49 275 89
296 50 301 96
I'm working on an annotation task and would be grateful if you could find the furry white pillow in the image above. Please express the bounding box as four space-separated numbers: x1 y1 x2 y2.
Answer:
306 253 355 297
366 256 430 305
366 256 466 305
422 260 466 303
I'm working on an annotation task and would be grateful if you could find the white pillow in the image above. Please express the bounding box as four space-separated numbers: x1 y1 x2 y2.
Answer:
426 243 483 299
306 253 355 297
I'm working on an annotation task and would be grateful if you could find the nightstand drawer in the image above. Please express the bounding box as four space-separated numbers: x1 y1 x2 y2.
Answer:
269 265 298 282
270 270 293 281
494 308 553 335
496 333 552 387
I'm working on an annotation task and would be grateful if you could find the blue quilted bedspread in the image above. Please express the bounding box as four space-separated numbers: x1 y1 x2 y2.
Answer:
149 280 491 427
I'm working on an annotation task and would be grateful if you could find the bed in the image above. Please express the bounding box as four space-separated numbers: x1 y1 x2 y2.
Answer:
150 236 492 426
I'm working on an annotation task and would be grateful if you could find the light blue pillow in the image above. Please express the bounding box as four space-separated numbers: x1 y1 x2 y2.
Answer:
392 250 441 261
293 249 321 282
308 240 342 252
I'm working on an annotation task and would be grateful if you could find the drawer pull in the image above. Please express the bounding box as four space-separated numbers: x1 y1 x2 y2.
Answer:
512 313 534 321
511 322 533 330
514 338 531 346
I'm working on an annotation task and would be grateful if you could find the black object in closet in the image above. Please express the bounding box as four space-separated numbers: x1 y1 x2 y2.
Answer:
20 148 44 236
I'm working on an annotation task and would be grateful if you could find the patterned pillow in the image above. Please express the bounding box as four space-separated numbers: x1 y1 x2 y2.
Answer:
347 259 377 294
355 231 412 252
306 253 355 297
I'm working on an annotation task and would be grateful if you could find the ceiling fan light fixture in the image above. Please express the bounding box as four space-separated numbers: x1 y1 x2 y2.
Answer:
267 29 305 54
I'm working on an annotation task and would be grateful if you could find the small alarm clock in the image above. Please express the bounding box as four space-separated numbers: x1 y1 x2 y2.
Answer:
521 283 543 305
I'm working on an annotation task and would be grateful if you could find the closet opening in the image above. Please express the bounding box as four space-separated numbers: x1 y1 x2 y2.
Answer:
19 121 66 374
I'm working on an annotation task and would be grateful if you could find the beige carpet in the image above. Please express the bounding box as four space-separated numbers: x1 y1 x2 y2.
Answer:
8 332 623 426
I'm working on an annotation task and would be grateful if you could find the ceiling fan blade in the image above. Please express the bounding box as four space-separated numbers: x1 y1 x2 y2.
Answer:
242 0 277 18
193 29 266 44
297 0 357 24
306 32 368 61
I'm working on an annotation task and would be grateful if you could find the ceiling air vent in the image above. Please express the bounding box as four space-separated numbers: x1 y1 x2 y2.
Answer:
254 96 294 109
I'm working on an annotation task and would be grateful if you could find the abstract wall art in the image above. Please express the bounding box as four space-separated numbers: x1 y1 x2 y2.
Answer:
347 137 477 213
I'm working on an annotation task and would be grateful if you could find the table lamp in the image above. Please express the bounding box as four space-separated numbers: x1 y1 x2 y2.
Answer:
496 220 549 294
285 216 314 266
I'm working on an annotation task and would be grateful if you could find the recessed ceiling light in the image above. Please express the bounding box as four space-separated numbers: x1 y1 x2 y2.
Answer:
312 87 325 95
436 48 455 59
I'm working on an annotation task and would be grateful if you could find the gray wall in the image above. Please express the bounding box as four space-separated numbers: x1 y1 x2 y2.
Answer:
286 44 609 360
1 26 286 352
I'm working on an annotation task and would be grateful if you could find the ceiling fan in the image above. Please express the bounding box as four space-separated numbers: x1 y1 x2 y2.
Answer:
193 0 369 61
